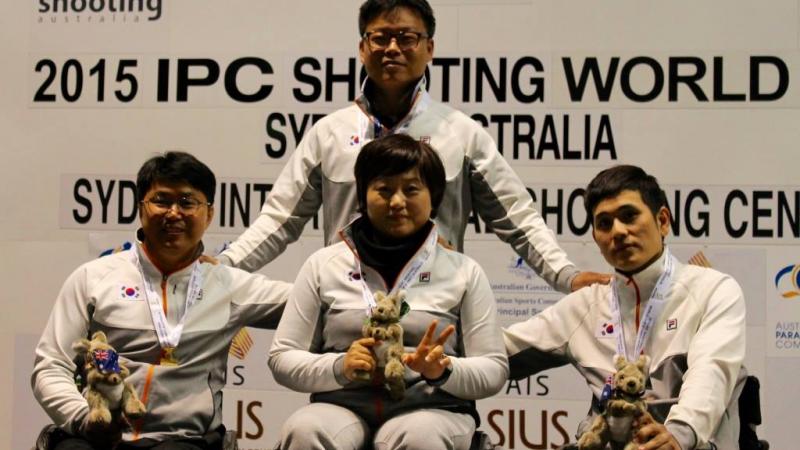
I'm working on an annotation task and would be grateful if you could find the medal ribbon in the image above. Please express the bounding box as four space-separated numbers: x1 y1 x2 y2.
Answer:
131 248 204 353
608 248 675 362
341 221 438 316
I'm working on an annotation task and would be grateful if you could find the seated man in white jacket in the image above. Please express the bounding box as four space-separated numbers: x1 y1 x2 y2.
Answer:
32 151 291 450
504 165 746 450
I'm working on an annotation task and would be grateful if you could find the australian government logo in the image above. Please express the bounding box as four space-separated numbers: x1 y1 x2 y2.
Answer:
774 263 800 350
37 0 163 24
506 256 553 292
508 256 534 280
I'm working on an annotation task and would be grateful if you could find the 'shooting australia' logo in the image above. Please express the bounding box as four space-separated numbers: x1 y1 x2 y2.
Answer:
37 0 163 23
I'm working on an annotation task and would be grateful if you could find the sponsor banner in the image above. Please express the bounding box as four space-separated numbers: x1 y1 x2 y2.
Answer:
767 247 800 357
477 397 588 449
34 0 165 24
221 388 308 449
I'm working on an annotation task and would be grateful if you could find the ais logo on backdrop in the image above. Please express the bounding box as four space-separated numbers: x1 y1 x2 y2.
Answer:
775 264 800 299
37 0 163 23
229 329 254 360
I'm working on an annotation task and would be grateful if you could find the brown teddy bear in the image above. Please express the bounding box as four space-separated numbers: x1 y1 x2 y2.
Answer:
354 290 407 400
577 355 651 450
73 331 146 432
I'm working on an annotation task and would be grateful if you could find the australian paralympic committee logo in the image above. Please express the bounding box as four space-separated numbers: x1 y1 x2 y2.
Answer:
37 0 163 23
773 264 800 351
775 264 800 299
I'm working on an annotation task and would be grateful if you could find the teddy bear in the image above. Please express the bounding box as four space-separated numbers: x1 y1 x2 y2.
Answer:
354 290 407 400
73 331 146 432
577 355 651 450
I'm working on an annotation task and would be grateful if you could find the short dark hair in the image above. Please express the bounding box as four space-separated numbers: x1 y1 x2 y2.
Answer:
359 0 436 37
584 165 667 219
355 134 446 217
137 151 216 204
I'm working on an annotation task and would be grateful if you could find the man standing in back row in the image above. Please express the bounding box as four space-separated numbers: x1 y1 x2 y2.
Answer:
219 0 607 293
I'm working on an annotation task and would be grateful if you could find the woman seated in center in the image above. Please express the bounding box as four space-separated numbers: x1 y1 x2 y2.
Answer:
268 133 508 450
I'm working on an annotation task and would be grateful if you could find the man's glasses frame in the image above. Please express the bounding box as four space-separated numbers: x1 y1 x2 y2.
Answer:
141 196 211 216
362 30 429 51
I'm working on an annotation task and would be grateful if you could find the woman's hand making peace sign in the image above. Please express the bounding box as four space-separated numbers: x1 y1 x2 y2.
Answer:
403 320 455 380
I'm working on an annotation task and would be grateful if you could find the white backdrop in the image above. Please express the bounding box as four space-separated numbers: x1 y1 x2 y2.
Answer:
2 1 798 449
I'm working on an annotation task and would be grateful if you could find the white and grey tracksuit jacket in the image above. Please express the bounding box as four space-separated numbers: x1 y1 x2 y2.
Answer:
268 222 508 426
504 251 746 450
221 79 578 293
32 239 290 442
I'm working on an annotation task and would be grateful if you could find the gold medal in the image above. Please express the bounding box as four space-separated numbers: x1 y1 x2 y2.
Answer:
160 347 179 366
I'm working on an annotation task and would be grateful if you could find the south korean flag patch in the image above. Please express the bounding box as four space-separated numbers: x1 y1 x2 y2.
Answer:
596 320 616 339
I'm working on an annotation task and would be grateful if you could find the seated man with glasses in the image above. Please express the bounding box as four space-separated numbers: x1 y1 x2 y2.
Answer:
219 0 608 295
32 151 291 450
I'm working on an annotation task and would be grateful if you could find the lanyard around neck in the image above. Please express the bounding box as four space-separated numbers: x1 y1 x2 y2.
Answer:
130 248 204 351
342 223 437 316
608 249 675 362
